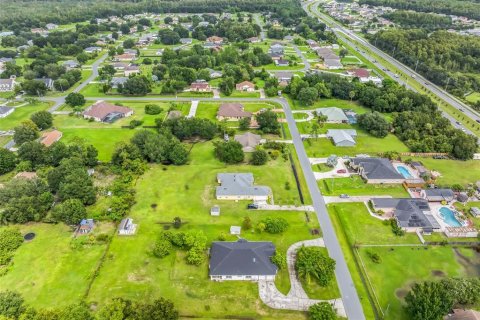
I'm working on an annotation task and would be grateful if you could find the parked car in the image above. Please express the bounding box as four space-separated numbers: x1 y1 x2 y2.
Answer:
337 169 347 174
247 203 258 209
339 194 349 198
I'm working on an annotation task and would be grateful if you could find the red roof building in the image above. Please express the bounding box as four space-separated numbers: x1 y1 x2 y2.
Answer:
40 130 62 147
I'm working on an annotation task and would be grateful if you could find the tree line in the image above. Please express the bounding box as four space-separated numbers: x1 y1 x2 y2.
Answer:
382 11 453 30
368 29 480 98
359 0 480 20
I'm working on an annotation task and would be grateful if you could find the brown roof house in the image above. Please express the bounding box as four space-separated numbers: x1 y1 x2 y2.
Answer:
217 103 252 121
83 101 133 123
40 130 62 147
189 80 211 92
234 132 263 152
124 64 140 77
206 36 224 44
114 53 137 61
236 81 255 92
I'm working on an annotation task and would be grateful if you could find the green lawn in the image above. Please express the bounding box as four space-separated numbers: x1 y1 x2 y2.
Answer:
328 203 420 245
465 92 480 103
341 55 362 65
87 141 325 318
221 91 260 98
304 133 409 158
318 176 409 198
0 223 114 308
0 101 52 130
408 157 480 186
358 246 474 319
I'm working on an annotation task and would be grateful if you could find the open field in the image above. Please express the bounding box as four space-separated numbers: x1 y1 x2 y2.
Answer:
318 176 410 198
327 203 480 319
87 141 326 317
0 223 114 308
465 92 480 103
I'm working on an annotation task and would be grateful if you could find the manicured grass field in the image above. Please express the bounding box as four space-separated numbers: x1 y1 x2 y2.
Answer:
60 128 136 162
303 133 409 158
318 176 410 198
358 246 472 319
220 91 260 98
0 223 114 308
0 101 52 130
87 141 327 318
409 157 480 186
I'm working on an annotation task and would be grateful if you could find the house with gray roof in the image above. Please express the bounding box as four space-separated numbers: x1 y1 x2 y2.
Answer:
371 198 440 232
209 239 277 281
216 173 271 202
0 106 14 118
34 78 54 90
111 77 128 88
421 189 454 202
350 157 405 184
324 59 343 69
315 107 349 123
0 76 17 92
326 129 357 146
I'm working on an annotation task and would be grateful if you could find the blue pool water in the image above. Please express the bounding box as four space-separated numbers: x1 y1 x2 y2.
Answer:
396 166 413 179
439 207 462 227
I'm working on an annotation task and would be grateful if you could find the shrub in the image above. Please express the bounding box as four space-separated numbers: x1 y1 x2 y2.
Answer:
242 216 253 230
263 217 289 234
129 120 143 128
145 104 163 115
270 251 287 270
250 149 268 165
308 302 337 320
153 238 172 258
295 246 336 286
366 250 382 264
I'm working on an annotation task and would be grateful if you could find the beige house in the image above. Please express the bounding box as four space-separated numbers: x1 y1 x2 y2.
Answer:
217 103 252 121
235 81 255 92
234 132 263 152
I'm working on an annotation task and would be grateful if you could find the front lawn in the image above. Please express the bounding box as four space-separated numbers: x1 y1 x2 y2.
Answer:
318 176 409 198
195 101 280 122
0 101 52 130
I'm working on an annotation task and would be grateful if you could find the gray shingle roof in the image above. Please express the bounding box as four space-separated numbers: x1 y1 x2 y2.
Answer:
371 198 440 229
0 106 13 115
316 107 349 122
424 189 454 199
209 240 277 276
216 173 271 197
352 157 404 180
327 129 356 146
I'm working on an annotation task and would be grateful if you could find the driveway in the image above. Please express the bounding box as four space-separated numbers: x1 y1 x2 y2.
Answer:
292 110 314 122
258 238 346 317
187 100 199 118
256 204 315 212
313 158 351 179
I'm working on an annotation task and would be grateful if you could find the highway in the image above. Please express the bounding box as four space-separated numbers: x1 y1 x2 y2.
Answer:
304 0 480 137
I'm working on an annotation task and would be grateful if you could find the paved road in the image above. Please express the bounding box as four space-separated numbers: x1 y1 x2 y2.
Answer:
47 53 108 112
254 14 266 40
281 97 365 319
304 1 480 137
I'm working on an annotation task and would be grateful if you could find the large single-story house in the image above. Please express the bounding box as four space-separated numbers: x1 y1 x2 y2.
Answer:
216 173 271 202
326 129 357 147
206 36 224 44
324 59 343 69
209 239 277 281
421 189 455 202
111 77 128 88
235 81 255 92
275 59 289 67
371 198 440 232
0 76 16 92
0 106 14 118
112 62 129 70
113 53 137 61
190 80 211 92
274 71 294 83
217 103 252 121
471 207 480 217
124 64 140 76
63 60 79 70
268 43 284 56
350 157 405 184
118 218 137 235
315 107 349 123
40 130 62 147
234 132 263 152
180 38 193 44
83 101 133 122
84 46 102 54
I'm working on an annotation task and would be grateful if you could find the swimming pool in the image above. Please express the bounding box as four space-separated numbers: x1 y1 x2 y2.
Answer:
396 166 413 179
439 207 462 227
